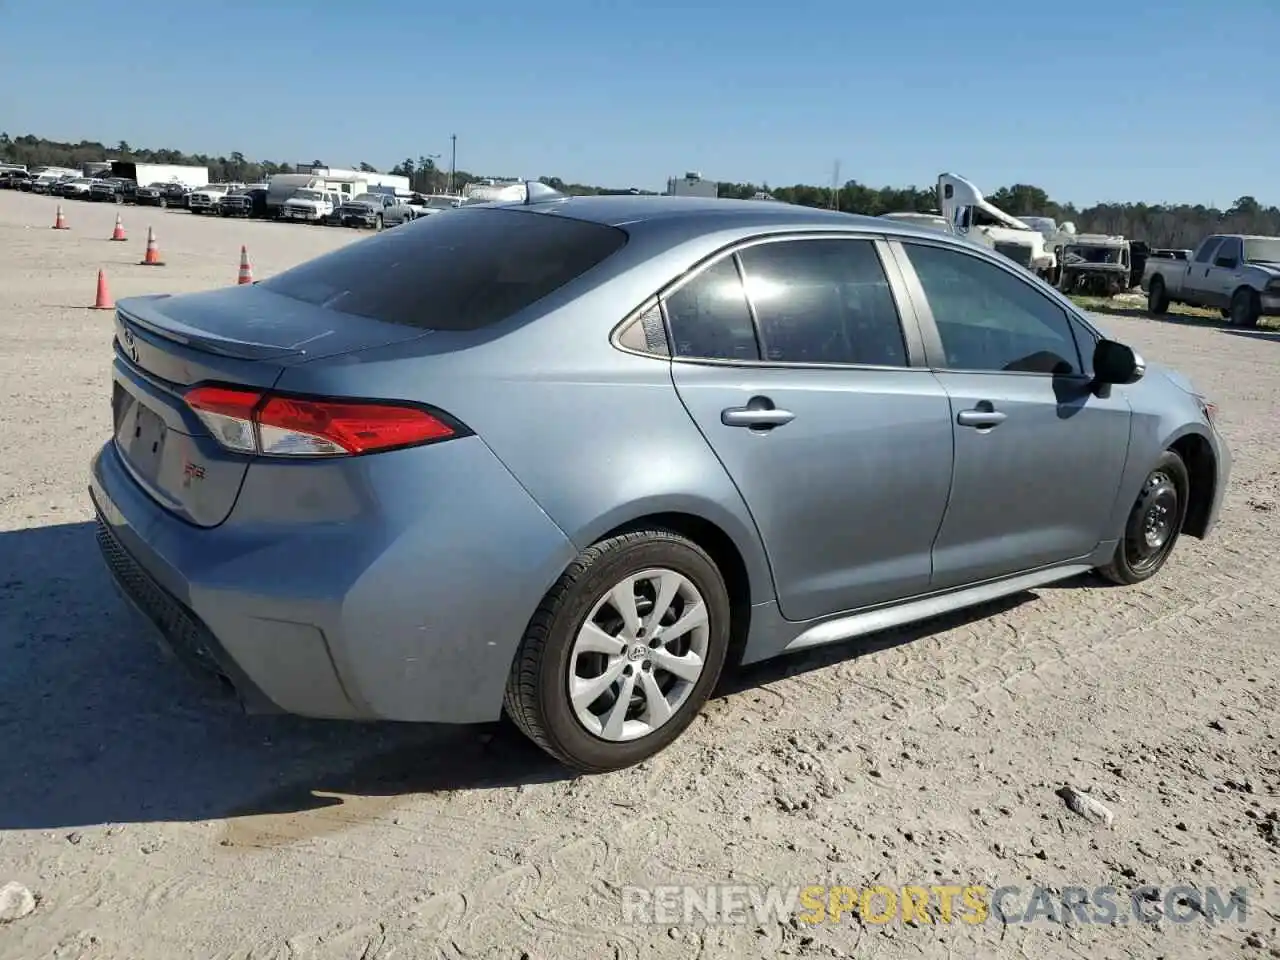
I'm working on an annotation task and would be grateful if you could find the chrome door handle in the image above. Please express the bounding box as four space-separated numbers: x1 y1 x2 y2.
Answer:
956 407 1006 428
721 407 795 428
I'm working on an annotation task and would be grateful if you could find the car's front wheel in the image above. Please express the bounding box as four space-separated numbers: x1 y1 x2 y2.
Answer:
504 529 731 773
1097 450 1189 585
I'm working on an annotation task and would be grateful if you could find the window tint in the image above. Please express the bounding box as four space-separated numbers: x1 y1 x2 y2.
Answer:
1194 238 1222 263
736 239 908 366
903 243 1082 375
664 257 760 360
1214 237 1241 265
262 208 627 331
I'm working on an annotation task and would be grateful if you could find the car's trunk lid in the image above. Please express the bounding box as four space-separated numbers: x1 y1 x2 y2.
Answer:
111 287 429 527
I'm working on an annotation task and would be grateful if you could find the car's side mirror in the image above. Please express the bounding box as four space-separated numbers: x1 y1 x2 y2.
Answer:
1093 339 1145 386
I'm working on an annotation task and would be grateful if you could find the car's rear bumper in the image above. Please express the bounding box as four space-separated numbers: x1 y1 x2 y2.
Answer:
89 436 577 723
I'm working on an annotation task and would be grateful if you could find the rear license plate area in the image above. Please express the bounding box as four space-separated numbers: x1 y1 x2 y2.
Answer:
114 387 170 483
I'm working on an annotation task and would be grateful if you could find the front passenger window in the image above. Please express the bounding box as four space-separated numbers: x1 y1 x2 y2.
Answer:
903 243 1083 375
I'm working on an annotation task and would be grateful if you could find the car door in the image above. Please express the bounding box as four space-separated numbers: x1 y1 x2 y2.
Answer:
890 239 1132 589
1208 237 1244 308
1183 236 1224 303
665 235 955 622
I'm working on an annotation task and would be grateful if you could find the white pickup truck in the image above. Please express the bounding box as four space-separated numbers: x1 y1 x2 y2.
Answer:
281 188 342 223
1143 234 1280 327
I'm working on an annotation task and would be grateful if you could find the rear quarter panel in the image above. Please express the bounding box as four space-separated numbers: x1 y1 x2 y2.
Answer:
274 229 782 607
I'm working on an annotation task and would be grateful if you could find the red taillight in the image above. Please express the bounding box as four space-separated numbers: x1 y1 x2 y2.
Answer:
183 385 460 457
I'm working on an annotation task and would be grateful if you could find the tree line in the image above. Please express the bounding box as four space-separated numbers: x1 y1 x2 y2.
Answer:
4 132 1276 249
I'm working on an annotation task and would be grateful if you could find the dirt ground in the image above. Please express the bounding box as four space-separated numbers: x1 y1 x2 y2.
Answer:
0 190 1277 960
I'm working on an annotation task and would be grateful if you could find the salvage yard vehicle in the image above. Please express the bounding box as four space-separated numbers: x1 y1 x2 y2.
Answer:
89 177 137 204
334 191 418 229
938 173 1056 280
135 182 191 209
1143 234 1280 327
281 187 342 223
91 193 1231 773
56 177 96 199
1057 234 1133 297
406 193 463 216
187 183 240 215
218 188 268 218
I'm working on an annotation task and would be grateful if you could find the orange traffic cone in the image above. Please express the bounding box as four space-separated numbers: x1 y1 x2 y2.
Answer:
90 270 114 310
52 205 69 230
110 212 127 241
237 245 253 285
139 227 165 266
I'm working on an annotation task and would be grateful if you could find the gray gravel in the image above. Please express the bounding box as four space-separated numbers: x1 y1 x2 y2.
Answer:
1 190 1277 960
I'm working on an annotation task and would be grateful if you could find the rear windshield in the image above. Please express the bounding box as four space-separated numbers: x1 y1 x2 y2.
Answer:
261 208 629 331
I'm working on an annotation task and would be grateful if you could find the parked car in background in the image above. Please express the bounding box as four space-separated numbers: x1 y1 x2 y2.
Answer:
56 177 97 199
187 184 239 215
335 191 417 229
91 194 1230 772
406 193 463 216
135 182 191 209
0 171 32 189
218 188 268 218
29 173 68 194
1143 234 1280 327
89 177 137 204
281 187 342 223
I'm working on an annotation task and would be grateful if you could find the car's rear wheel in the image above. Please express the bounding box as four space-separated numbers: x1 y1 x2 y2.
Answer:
1097 450 1189 585
504 529 731 773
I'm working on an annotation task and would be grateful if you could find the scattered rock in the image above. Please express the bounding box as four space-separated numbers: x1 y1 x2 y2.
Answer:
66 831 82 845
1208 719 1226 732
1245 932 1265 949
0 882 35 922
1056 786 1115 827
668 927 681 940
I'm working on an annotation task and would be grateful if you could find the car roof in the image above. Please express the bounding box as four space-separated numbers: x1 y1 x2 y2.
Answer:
499 194 956 245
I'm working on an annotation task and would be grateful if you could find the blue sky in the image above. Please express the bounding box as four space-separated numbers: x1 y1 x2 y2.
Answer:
2 0 1276 207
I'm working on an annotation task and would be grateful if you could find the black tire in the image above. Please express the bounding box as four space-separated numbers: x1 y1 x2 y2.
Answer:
1097 450 1189 585
1229 287 1261 328
1147 277 1169 315
374 214 384 232
503 529 731 773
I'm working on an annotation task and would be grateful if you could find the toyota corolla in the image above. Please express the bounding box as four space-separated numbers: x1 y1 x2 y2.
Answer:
90 189 1231 772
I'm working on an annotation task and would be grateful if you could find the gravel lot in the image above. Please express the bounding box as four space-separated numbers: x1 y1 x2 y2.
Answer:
1 189 1277 960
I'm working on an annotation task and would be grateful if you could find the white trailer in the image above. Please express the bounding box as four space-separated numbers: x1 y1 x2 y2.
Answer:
111 162 209 189
306 167 411 194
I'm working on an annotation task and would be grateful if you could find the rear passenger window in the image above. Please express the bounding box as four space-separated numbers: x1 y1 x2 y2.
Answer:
664 258 760 361
737 239 908 366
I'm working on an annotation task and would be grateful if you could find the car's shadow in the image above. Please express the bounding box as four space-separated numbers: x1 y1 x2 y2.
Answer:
0 520 1086 831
